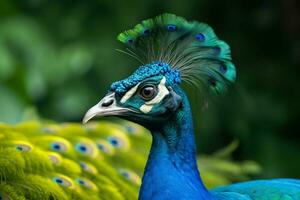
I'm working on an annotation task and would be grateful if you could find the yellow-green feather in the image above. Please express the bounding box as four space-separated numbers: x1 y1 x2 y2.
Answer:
0 121 259 199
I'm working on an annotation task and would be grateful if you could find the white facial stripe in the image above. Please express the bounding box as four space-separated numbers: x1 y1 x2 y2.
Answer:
140 77 169 113
143 77 168 105
139 104 153 113
120 83 140 104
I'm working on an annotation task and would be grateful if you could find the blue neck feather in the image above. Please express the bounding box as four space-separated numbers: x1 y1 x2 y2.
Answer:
139 87 214 200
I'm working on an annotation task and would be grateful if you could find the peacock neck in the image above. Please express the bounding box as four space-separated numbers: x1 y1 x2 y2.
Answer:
139 88 213 200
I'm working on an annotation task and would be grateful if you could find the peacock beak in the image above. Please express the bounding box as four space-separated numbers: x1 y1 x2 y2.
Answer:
82 92 135 124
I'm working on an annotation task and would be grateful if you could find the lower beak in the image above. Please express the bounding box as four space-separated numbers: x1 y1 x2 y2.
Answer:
82 93 132 124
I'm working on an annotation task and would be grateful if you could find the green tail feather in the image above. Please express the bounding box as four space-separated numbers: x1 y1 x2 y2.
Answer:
0 121 258 199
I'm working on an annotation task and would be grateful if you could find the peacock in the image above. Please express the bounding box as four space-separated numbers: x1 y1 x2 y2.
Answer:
0 13 295 200
82 14 300 199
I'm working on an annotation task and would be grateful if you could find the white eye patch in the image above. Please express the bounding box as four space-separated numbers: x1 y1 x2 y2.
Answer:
140 77 169 113
120 83 141 104
119 77 169 114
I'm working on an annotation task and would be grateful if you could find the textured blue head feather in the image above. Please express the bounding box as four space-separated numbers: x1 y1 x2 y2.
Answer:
110 61 181 94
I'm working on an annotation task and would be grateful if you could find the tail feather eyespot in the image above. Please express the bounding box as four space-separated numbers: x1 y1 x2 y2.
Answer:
52 175 74 188
79 162 98 174
16 144 32 152
96 140 115 155
118 168 141 185
75 142 97 157
75 178 98 191
50 141 69 153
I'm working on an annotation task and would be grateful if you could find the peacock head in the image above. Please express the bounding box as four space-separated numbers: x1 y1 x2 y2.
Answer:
83 61 183 127
83 13 236 129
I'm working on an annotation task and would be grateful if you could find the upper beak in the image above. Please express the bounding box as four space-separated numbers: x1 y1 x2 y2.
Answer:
82 92 132 124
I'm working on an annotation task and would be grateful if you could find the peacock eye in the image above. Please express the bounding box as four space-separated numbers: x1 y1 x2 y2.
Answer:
107 136 123 148
139 85 157 101
76 178 98 190
75 142 96 157
96 140 114 155
79 161 98 174
16 144 32 152
118 168 141 185
52 176 73 188
48 153 61 165
50 141 68 153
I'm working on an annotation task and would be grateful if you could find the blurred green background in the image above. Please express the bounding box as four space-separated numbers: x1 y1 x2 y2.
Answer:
0 0 299 179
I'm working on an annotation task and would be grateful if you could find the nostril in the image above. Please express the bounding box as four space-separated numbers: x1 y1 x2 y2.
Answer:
102 99 114 107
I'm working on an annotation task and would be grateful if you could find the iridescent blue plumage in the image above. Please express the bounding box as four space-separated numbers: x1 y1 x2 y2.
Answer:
82 13 300 200
110 62 180 94
111 13 300 200
212 179 300 199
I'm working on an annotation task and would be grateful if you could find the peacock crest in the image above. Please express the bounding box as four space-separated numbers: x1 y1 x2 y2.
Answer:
114 13 236 94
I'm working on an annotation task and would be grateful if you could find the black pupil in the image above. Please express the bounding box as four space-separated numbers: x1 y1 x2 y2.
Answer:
111 139 118 145
56 179 63 184
142 87 154 97
17 146 23 151
97 144 104 150
80 145 87 152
